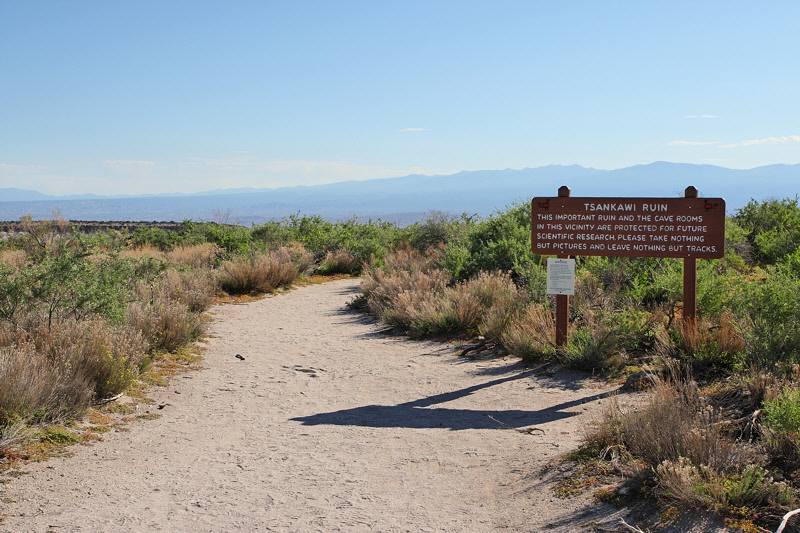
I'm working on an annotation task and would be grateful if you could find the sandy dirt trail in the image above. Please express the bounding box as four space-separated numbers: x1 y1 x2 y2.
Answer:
1 278 626 532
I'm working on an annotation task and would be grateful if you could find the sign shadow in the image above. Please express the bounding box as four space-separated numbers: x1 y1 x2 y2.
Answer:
291 371 618 431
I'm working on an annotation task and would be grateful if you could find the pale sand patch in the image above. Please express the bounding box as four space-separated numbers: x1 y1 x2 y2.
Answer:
1 278 639 532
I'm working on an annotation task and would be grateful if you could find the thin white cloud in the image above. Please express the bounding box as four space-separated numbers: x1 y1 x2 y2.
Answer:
721 135 800 148
668 140 719 146
684 114 718 118
399 128 426 132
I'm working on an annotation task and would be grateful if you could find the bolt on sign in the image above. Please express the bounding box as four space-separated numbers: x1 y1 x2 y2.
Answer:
531 197 726 259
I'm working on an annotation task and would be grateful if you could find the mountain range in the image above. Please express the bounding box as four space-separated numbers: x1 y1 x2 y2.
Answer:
1 162 797 225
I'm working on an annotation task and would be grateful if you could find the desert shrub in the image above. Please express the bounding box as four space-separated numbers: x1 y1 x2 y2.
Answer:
441 200 538 283
583 373 790 512
125 296 205 354
0 419 31 450
561 271 654 370
251 220 294 248
317 249 361 275
627 258 682 310
407 211 473 252
147 268 217 313
32 318 147 400
725 217 753 267
757 380 800 471
0 263 32 329
8 214 73 258
500 304 556 361
198 222 253 256
0 245 149 330
120 244 167 262
0 249 28 272
562 311 646 371
735 196 800 265
780 247 800 275
277 214 404 267
763 389 800 436
399 270 521 337
656 459 790 509
288 243 315 276
478 305 515 340
360 245 442 300
736 264 800 365
218 248 298 294
130 227 183 251
669 313 747 371
166 243 220 270
366 268 450 329
0 345 91 425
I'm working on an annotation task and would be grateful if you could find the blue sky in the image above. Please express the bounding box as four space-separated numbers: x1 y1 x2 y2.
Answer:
2 1 798 195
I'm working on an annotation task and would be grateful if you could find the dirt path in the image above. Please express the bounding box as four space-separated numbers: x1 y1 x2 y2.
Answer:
1 279 627 532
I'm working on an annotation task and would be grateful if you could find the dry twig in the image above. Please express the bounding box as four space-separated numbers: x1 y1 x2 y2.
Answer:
776 508 800 533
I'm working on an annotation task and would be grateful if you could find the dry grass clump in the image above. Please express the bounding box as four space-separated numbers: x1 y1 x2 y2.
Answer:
407 270 521 337
620 378 758 472
655 458 789 509
0 419 32 450
120 245 167 262
367 268 450 329
500 304 556 360
0 250 28 272
317 249 361 275
32 318 148 400
125 295 205 354
0 315 147 411
146 268 217 313
218 248 299 294
362 250 522 337
584 370 795 516
0 344 91 426
166 243 220 270
360 245 441 301
288 243 315 276
673 312 747 370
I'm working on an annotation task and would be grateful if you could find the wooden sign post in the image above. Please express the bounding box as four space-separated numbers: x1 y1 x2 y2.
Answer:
532 186 725 349
683 186 698 333
556 186 571 350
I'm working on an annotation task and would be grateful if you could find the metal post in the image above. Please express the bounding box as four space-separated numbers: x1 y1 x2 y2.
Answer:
683 186 698 336
555 185 571 350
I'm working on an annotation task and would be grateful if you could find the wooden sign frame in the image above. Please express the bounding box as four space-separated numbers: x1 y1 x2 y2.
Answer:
532 186 726 349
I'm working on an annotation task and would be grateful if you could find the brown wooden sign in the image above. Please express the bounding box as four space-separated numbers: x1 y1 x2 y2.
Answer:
531 196 726 259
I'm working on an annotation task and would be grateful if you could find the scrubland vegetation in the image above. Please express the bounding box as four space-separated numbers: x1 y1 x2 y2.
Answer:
353 197 800 529
0 214 401 453
1 196 799 528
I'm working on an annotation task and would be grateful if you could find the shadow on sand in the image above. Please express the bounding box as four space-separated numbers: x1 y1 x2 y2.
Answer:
291 370 619 431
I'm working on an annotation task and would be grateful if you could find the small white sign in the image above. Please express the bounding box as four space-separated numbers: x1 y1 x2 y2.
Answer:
546 258 576 295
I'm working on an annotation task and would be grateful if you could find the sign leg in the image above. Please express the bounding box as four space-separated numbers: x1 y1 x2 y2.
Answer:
683 257 697 335
556 293 569 351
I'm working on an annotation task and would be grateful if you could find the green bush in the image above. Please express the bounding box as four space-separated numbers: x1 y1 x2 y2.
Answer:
737 264 800 364
441 200 540 283
251 220 294 248
763 388 800 435
735 197 800 265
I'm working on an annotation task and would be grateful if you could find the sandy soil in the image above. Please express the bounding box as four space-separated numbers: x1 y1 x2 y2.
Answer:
1 278 646 532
